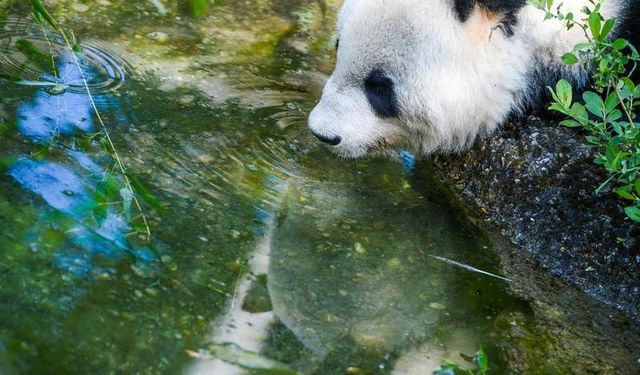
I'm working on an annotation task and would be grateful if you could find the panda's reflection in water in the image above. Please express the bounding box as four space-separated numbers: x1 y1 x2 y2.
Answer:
187 155 526 375
266 174 522 374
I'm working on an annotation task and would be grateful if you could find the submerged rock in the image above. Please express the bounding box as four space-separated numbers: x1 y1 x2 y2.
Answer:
430 115 640 322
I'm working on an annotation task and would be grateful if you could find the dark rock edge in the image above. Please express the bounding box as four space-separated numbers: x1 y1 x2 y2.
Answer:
429 115 640 322
424 115 640 372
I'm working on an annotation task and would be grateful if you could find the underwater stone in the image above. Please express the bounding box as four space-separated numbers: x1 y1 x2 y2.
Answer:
147 31 170 44
71 3 89 12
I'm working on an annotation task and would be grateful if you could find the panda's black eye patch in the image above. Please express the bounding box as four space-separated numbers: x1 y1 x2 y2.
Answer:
364 69 399 118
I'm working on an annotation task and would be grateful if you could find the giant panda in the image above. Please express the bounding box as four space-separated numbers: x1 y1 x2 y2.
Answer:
308 0 640 158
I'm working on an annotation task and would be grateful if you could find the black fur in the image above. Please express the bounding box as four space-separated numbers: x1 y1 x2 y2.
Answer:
364 69 399 118
453 0 527 36
454 0 476 21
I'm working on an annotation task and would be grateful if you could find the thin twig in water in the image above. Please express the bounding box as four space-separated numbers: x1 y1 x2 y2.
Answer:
230 271 242 308
428 255 513 283
31 5 152 238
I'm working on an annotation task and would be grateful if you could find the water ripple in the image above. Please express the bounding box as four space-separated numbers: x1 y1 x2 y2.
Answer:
0 18 129 94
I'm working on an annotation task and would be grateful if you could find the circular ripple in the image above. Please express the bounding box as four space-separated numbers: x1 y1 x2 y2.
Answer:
0 19 129 94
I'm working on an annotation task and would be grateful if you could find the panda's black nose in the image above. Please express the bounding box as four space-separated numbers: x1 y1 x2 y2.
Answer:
311 130 341 146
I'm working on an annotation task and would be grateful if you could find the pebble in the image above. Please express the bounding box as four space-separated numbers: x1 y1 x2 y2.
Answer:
387 258 401 267
147 31 170 44
72 3 89 12
429 302 446 310
179 95 196 106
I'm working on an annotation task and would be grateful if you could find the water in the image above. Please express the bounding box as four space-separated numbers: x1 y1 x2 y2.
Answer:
0 1 638 374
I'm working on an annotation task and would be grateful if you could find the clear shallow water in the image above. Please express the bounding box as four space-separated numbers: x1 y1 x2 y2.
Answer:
0 1 637 374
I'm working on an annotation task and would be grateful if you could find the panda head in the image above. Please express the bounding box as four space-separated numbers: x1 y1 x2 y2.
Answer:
309 0 585 158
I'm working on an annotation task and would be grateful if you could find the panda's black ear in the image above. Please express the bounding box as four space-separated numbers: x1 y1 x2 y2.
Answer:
454 0 526 21
453 0 476 22
477 0 527 15
453 0 527 35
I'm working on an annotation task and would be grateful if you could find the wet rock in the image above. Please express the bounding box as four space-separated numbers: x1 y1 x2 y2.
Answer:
429 115 640 322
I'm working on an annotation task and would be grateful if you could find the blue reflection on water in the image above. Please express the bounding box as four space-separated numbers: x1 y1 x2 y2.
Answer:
8 46 156 277
397 149 416 173
10 158 94 216
17 52 94 142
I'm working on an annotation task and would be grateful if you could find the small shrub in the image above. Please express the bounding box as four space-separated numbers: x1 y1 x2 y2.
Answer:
530 0 640 222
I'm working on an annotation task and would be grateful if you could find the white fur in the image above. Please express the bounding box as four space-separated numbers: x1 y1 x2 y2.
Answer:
309 0 626 158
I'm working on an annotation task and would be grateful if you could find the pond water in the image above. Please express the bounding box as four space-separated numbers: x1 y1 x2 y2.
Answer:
0 1 638 374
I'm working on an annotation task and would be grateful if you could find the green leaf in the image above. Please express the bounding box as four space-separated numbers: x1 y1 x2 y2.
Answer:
28 0 59 29
615 187 637 201
583 91 605 118
573 42 591 51
560 119 582 127
548 86 562 105
570 102 589 125
606 109 622 123
605 138 626 171
600 18 616 40
545 0 554 11
612 38 629 50
555 79 573 107
587 135 605 146
125 173 164 214
634 178 640 196
624 206 640 222
605 92 620 112
598 58 609 73
588 12 602 39
561 52 579 65
549 103 568 114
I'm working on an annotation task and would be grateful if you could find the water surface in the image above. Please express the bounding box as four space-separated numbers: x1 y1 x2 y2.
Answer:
0 1 638 374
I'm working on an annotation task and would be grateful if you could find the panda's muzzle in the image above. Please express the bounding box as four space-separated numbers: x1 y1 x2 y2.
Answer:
311 130 342 146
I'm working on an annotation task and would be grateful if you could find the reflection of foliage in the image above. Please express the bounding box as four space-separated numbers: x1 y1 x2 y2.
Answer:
189 0 209 18
434 347 490 375
26 0 161 238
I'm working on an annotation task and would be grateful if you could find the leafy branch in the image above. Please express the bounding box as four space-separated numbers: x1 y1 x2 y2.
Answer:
531 0 640 222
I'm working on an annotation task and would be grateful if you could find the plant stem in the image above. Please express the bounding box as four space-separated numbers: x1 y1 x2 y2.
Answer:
614 84 635 125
